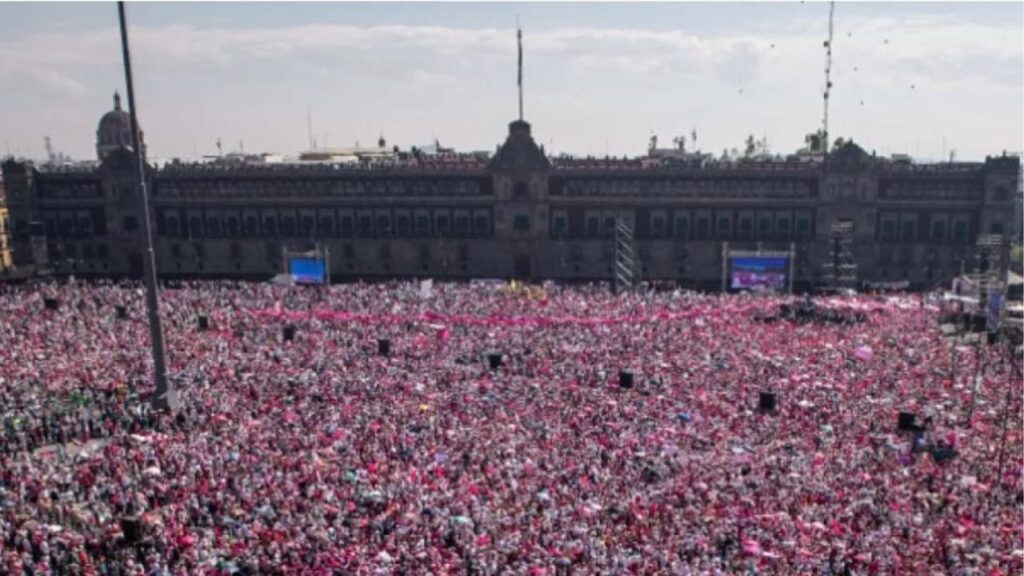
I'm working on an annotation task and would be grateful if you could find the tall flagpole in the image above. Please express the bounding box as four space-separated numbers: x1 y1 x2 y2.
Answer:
517 23 524 121
118 1 175 412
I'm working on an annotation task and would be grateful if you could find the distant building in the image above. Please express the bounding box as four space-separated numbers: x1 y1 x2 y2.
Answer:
0 98 1019 290
0 177 10 274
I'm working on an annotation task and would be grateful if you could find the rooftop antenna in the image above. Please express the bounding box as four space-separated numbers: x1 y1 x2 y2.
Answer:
517 18 524 122
117 1 173 412
44 136 56 165
216 138 223 157
307 107 314 151
822 0 835 157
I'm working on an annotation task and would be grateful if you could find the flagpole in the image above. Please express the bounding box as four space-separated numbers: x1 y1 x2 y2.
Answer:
517 24 524 122
118 1 174 412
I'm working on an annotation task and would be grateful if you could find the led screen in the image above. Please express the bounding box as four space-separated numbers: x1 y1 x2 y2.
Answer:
730 257 787 290
288 258 325 284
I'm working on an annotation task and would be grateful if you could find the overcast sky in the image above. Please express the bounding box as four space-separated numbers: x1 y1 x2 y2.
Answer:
1 2 1021 163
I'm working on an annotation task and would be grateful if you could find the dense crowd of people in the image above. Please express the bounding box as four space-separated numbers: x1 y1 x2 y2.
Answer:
0 279 1020 575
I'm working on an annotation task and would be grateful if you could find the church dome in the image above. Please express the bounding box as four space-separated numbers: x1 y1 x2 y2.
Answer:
96 91 143 161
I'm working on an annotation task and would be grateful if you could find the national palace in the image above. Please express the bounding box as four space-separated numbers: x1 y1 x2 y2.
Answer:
1 94 1019 291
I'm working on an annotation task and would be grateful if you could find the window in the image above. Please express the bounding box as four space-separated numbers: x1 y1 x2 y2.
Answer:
206 218 220 237
513 215 531 231
880 220 896 241
319 217 334 237
300 217 314 236
396 216 410 236
474 215 490 236
696 218 710 239
227 217 239 236
758 218 771 237
415 216 430 236
454 216 469 236
166 218 180 237
739 218 753 239
189 217 203 237
651 217 665 237
587 217 600 237
777 218 790 237
675 218 689 239
717 217 731 239
245 217 258 237
436 216 450 235
952 221 967 242
376 215 391 236
796 219 811 240
77 218 92 237
901 220 916 242
931 221 946 242
340 216 353 236
552 216 567 237
604 218 616 235
991 222 1004 235
281 217 296 236
263 218 278 237
123 216 138 234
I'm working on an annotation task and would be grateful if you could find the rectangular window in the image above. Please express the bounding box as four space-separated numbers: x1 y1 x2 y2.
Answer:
880 220 896 241
796 219 811 240
952 221 967 242
415 216 430 236
652 217 665 237
931 221 946 242
454 216 470 236
513 215 531 231
675 218 689 239
553 216 567 237
758 218 771 237
123 216 138 234
717 217 731 239
901 220 916 242
474 215 490 236
587 217 600 237
696 218 710 239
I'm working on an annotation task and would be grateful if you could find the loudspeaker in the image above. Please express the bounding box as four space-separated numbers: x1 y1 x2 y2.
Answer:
758 392 777 412
44 298 59 310
619 371 634 389
121 517 142 545
488 353 503 370
970 315 986 333
116 305 128 319
197 316 209 331
378 338 391 356
898 411 916 432
283 325 296 342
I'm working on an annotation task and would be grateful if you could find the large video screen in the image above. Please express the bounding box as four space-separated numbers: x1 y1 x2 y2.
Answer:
288 258 325 284
730 256 787 290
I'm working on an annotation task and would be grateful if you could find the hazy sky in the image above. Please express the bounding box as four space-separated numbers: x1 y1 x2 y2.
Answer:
1 2 1022 162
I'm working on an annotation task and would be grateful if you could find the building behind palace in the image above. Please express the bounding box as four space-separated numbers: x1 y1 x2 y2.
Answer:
1 94 1020 291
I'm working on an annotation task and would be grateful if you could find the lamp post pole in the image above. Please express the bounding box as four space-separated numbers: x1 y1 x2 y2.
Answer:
118 1 174 411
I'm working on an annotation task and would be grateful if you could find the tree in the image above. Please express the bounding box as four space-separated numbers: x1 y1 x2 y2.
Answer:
798 130 831 154
743 134 757 158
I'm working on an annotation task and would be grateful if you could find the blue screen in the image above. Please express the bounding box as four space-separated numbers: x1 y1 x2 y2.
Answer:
289 258 325 284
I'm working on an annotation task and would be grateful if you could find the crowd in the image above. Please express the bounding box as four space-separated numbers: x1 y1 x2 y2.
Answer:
0 279 1020 575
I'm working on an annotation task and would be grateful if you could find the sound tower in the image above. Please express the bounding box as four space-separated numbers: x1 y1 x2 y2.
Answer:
898 411 917 432
758 391 777 412
488 353 503 370
619 371 634 389
197 315 209 331
44 298 59 310
120 516 142 545
378 338 391 356
116 305 128 319
283 324 296 342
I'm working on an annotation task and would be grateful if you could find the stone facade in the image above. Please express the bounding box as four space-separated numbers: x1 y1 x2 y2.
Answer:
1 115 1019 291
